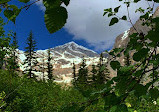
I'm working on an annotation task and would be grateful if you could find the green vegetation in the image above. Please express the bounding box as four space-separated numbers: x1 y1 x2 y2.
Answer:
0 70 86 112
23 31 38 79
47 49 54 81
0 0 159 112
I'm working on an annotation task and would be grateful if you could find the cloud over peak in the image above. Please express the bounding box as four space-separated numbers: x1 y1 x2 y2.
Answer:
33 0 154 51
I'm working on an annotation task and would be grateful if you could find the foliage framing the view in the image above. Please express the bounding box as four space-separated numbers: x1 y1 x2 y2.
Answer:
0 0 159 112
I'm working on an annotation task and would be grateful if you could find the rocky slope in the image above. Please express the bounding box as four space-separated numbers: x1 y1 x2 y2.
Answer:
108 7 159 76
114 7 159 49
108 7 159 77
17 41 100 83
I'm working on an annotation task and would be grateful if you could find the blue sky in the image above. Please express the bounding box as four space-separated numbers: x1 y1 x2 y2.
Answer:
4 0 155 53
5 1 96 52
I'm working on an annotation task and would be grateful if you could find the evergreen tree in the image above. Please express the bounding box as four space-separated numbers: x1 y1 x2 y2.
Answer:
42 53 45 81
91 64 97 82
72 61 76 84
7 32 19 72
23 31 38 79
0 37 10 69
0 18 7 69
47 48 54 80
99 53 104 65
96 53 110 85
76 57 88 85
104 65 110 82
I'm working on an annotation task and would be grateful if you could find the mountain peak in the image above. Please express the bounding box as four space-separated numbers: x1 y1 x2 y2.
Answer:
52 41 98 58
66 41 98 54
62 41 80 47
54 41 78 48
63 41 79 48
67 41 77 45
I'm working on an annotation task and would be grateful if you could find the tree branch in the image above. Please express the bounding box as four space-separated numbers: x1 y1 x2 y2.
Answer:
126 5 140 34
22 0 41 10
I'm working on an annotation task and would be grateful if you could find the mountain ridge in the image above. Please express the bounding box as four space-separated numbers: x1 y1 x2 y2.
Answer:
17 41 100 83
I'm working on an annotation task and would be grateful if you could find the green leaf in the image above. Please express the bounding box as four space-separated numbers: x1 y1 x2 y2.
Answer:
121 16 127 20
103 12 108 16
4 9 14 20
110 61 121 70
9 5 21 19
62 104 79 112
0 0 10 4
145 30 159 42
78 106 86 112
154 0 159 3
134 84 147 98
43 0 61 8
119 66 133 74
129 33 138 38
140 12 149 20
4 7 21 23
18 0 30 3
108 13 114 17
113 48 124 53
149 88 159 100
104 93 120 107
44 6 68 34
134 0 141 3
114 6 121 13
104 8 112 12
133 70 142 77
109 17 119 26
133 48 149 62
110 104 128 112
100 65 105 72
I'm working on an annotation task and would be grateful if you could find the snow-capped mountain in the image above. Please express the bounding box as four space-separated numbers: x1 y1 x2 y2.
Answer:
17 41 101 83
51 41 98 58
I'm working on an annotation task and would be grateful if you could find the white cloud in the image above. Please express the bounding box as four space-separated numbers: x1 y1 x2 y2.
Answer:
33 0 157 51
64 0 152 51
